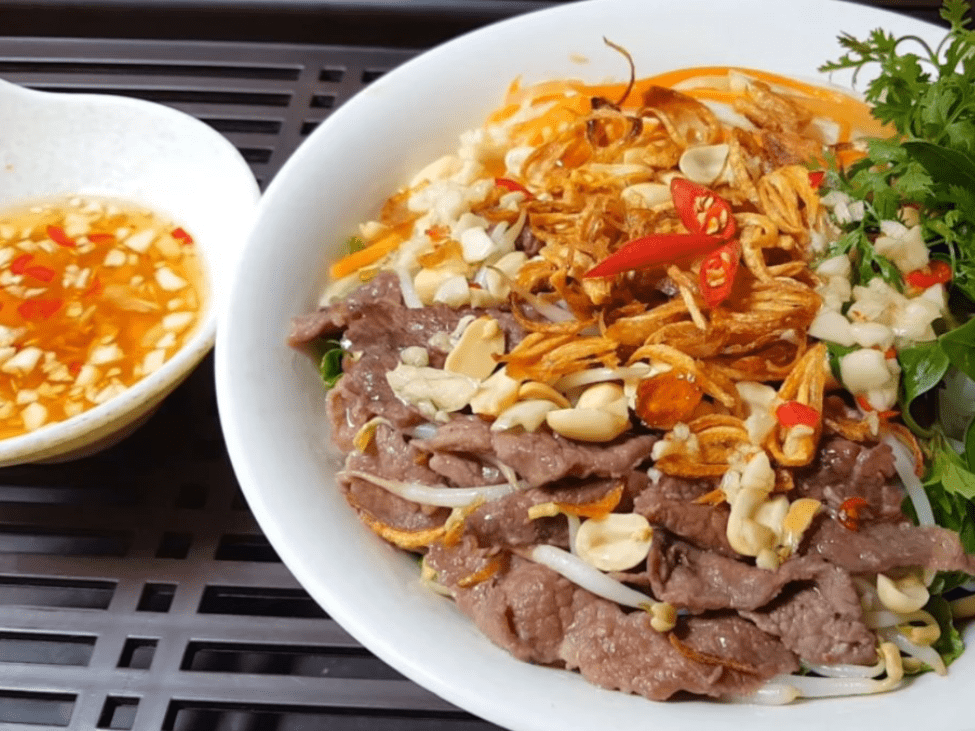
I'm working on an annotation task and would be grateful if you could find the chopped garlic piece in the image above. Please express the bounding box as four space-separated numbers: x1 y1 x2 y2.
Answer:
21 402 48 431
155 266 187 291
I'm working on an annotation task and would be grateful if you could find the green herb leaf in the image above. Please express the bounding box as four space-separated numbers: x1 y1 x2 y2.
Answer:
826 342 858 382
925 595 966 671
898 341 950 436
902 141 975 189
311 338 346 389
939 318 975 382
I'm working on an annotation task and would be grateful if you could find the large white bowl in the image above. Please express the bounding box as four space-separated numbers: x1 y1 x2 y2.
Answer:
216 2 973 730
0 79 259 465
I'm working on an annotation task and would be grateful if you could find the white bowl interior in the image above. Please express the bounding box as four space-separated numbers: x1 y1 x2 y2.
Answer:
0 79 259 464
216 2 974 729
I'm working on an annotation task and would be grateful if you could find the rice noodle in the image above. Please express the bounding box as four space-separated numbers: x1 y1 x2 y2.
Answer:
339 469 525 508
882 433 935 527
525 544 655 609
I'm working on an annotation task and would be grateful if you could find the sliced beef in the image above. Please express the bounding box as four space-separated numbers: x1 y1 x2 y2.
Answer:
560 604 798 700
515 226 545 257
794 438 903 521
636 492 734 555
429 542 797 698
413 418 657 488
339 425 448 532
741 565 877 665
647 534 876 665
288 271 403 345
462 476 646 550
804 518 975 576
412 415 494 454
427 452 501 487
632 473 733 555
492 431 656 488
429 548 588 666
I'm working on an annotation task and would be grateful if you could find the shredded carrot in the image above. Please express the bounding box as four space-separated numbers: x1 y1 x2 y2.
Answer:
329 227 407 280
555 484 624 519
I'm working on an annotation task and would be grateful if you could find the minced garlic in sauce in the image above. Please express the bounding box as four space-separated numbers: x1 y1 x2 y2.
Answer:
0 195 205 438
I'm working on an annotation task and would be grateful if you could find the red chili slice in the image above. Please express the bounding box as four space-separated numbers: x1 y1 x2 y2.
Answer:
855 395 899 420
83 276 103 298
838 496 869 531
47 225 77 248
670 177 736 240
494 178 533 198
808 170 826 188
24 265 56 283
905 260 952 289
171 227 194 245
87 233 115 244
18 298 62 321
776 401 820 428
584 232 721 279
698 241 740 309
10 254 33 275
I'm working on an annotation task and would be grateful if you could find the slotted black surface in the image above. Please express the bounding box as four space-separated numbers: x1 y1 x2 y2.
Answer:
0 3 958 728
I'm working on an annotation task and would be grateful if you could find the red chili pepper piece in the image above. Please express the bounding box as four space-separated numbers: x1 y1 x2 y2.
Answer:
855 395 899 420
87 233 115 244
494 178 533 198
10 253 33 275
905 260 952 289
17 298 62 321
67 361 82 376
171 227 194 245
24 265 56 283
670 177 736 240
775 401 820 428
698 241 740 308
46 225 77 248
83 276 103 298
584 233 721 279
808 170 826 188
838 496 869 531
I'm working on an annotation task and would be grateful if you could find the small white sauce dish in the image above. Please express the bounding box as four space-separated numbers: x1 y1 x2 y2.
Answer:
0 78 260 465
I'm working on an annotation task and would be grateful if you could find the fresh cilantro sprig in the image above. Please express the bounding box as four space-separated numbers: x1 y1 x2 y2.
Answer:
819 1 975 300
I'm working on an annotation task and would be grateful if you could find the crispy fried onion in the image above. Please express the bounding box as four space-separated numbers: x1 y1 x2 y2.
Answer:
756 165 820 239
765 343 828 467
499 331 620 382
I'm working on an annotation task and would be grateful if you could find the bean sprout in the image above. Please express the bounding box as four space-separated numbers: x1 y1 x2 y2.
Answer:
883 433 934 527
524 544 655 610
339 469 526 508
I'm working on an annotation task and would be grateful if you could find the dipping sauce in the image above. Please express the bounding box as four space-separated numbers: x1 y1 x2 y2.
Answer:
0 195 205 438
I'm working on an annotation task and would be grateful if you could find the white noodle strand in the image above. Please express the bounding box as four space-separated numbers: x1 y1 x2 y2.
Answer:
339 469 525 508
882 434 934 527
526 544 654 609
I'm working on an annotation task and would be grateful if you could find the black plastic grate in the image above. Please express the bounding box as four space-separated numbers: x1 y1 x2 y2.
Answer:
0 39 417 190
0 36 506 731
